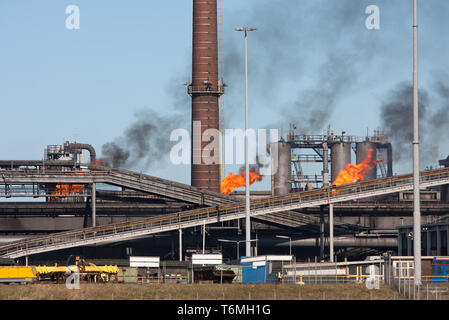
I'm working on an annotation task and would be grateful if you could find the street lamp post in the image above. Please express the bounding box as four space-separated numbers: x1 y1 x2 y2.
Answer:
276 235 292 256
218 238 258 262
235 27 256 257
412 0 422 287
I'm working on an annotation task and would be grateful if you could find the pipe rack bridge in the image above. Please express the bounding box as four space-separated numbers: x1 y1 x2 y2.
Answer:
0 165 233 207
1 168 448 258
0 165 321 229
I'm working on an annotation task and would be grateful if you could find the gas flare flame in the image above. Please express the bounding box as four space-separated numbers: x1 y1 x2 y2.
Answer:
53 184 85 197
332 148 378 186
220 171 263 195
91 159 105 166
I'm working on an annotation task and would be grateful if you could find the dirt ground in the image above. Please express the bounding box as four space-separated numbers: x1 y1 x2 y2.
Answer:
0 283 403 300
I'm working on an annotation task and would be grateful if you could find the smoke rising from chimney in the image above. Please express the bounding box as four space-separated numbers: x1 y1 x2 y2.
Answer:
99 1 449 174
282 54 357 133
379 79 449 168
101 109 181 169
223 0 449 172
379 82 429 165
238 155 268 176
430 81 449 132
223 0 384 133
100 77 190 170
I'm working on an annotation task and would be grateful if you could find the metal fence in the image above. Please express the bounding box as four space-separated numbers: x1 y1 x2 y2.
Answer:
279 257 449 300
280 258 385 285
388 276 449 300
383 257 449 300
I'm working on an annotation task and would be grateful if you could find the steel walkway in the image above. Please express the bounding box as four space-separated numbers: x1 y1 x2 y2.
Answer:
1 167 448 258
0 166 320 229
0 166 234 206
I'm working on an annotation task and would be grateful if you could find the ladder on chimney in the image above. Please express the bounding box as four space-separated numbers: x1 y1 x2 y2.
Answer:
217 0 225 183
3 167 449 258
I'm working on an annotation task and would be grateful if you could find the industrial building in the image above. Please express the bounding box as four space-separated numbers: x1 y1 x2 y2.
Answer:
0 137 448 265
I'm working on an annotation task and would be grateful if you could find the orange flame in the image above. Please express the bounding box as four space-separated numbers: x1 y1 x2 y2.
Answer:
91 160 105 166
53 184 85 197
220 171 263 195
51 171 87 199
332 148 378 186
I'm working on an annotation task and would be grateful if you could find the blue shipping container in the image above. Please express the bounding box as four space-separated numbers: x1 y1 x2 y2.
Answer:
241 261 278 284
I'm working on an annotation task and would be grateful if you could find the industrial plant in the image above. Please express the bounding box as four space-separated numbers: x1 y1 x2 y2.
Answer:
1 0 449 294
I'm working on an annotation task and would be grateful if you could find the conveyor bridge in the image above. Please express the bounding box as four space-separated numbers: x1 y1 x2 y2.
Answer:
0 166 233 207
0 166 320 229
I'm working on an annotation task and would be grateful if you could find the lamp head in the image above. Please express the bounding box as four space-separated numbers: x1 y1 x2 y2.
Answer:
235 27 257 32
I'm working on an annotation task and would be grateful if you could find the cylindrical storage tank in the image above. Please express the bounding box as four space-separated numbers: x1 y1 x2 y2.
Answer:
331 142 352 184
271 141 291 196
356 142 377 181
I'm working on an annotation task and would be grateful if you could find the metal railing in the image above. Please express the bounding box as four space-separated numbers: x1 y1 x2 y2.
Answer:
291 154 329 162
187 84 224 95
1 167 449 258
1 165 329 229
0 184 90 198
291 175 325 183
288 134 390 145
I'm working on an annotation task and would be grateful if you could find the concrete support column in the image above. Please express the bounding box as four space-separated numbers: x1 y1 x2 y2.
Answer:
202 221 206 254
179 228 183 262
447 226 449 255
437 227 441 256
319 206 325 260
329 203 334 262
92 182 96 227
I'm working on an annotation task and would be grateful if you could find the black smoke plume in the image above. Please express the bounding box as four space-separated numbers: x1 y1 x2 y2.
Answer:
429 81 449 135
283 54 357 133
237 155 268 176
223 0 449 170
380 80 449 168
100 73 190 170
101 109 181 169
223 0 381 133
379 82 429 164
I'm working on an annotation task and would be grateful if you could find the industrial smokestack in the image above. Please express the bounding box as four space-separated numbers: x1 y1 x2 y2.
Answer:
189 0 222 193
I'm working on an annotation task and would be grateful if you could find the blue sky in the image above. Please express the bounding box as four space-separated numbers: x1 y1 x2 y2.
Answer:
1 1 448 191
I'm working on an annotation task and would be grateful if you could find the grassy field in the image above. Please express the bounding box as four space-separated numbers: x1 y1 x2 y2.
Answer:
0 283 404 300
